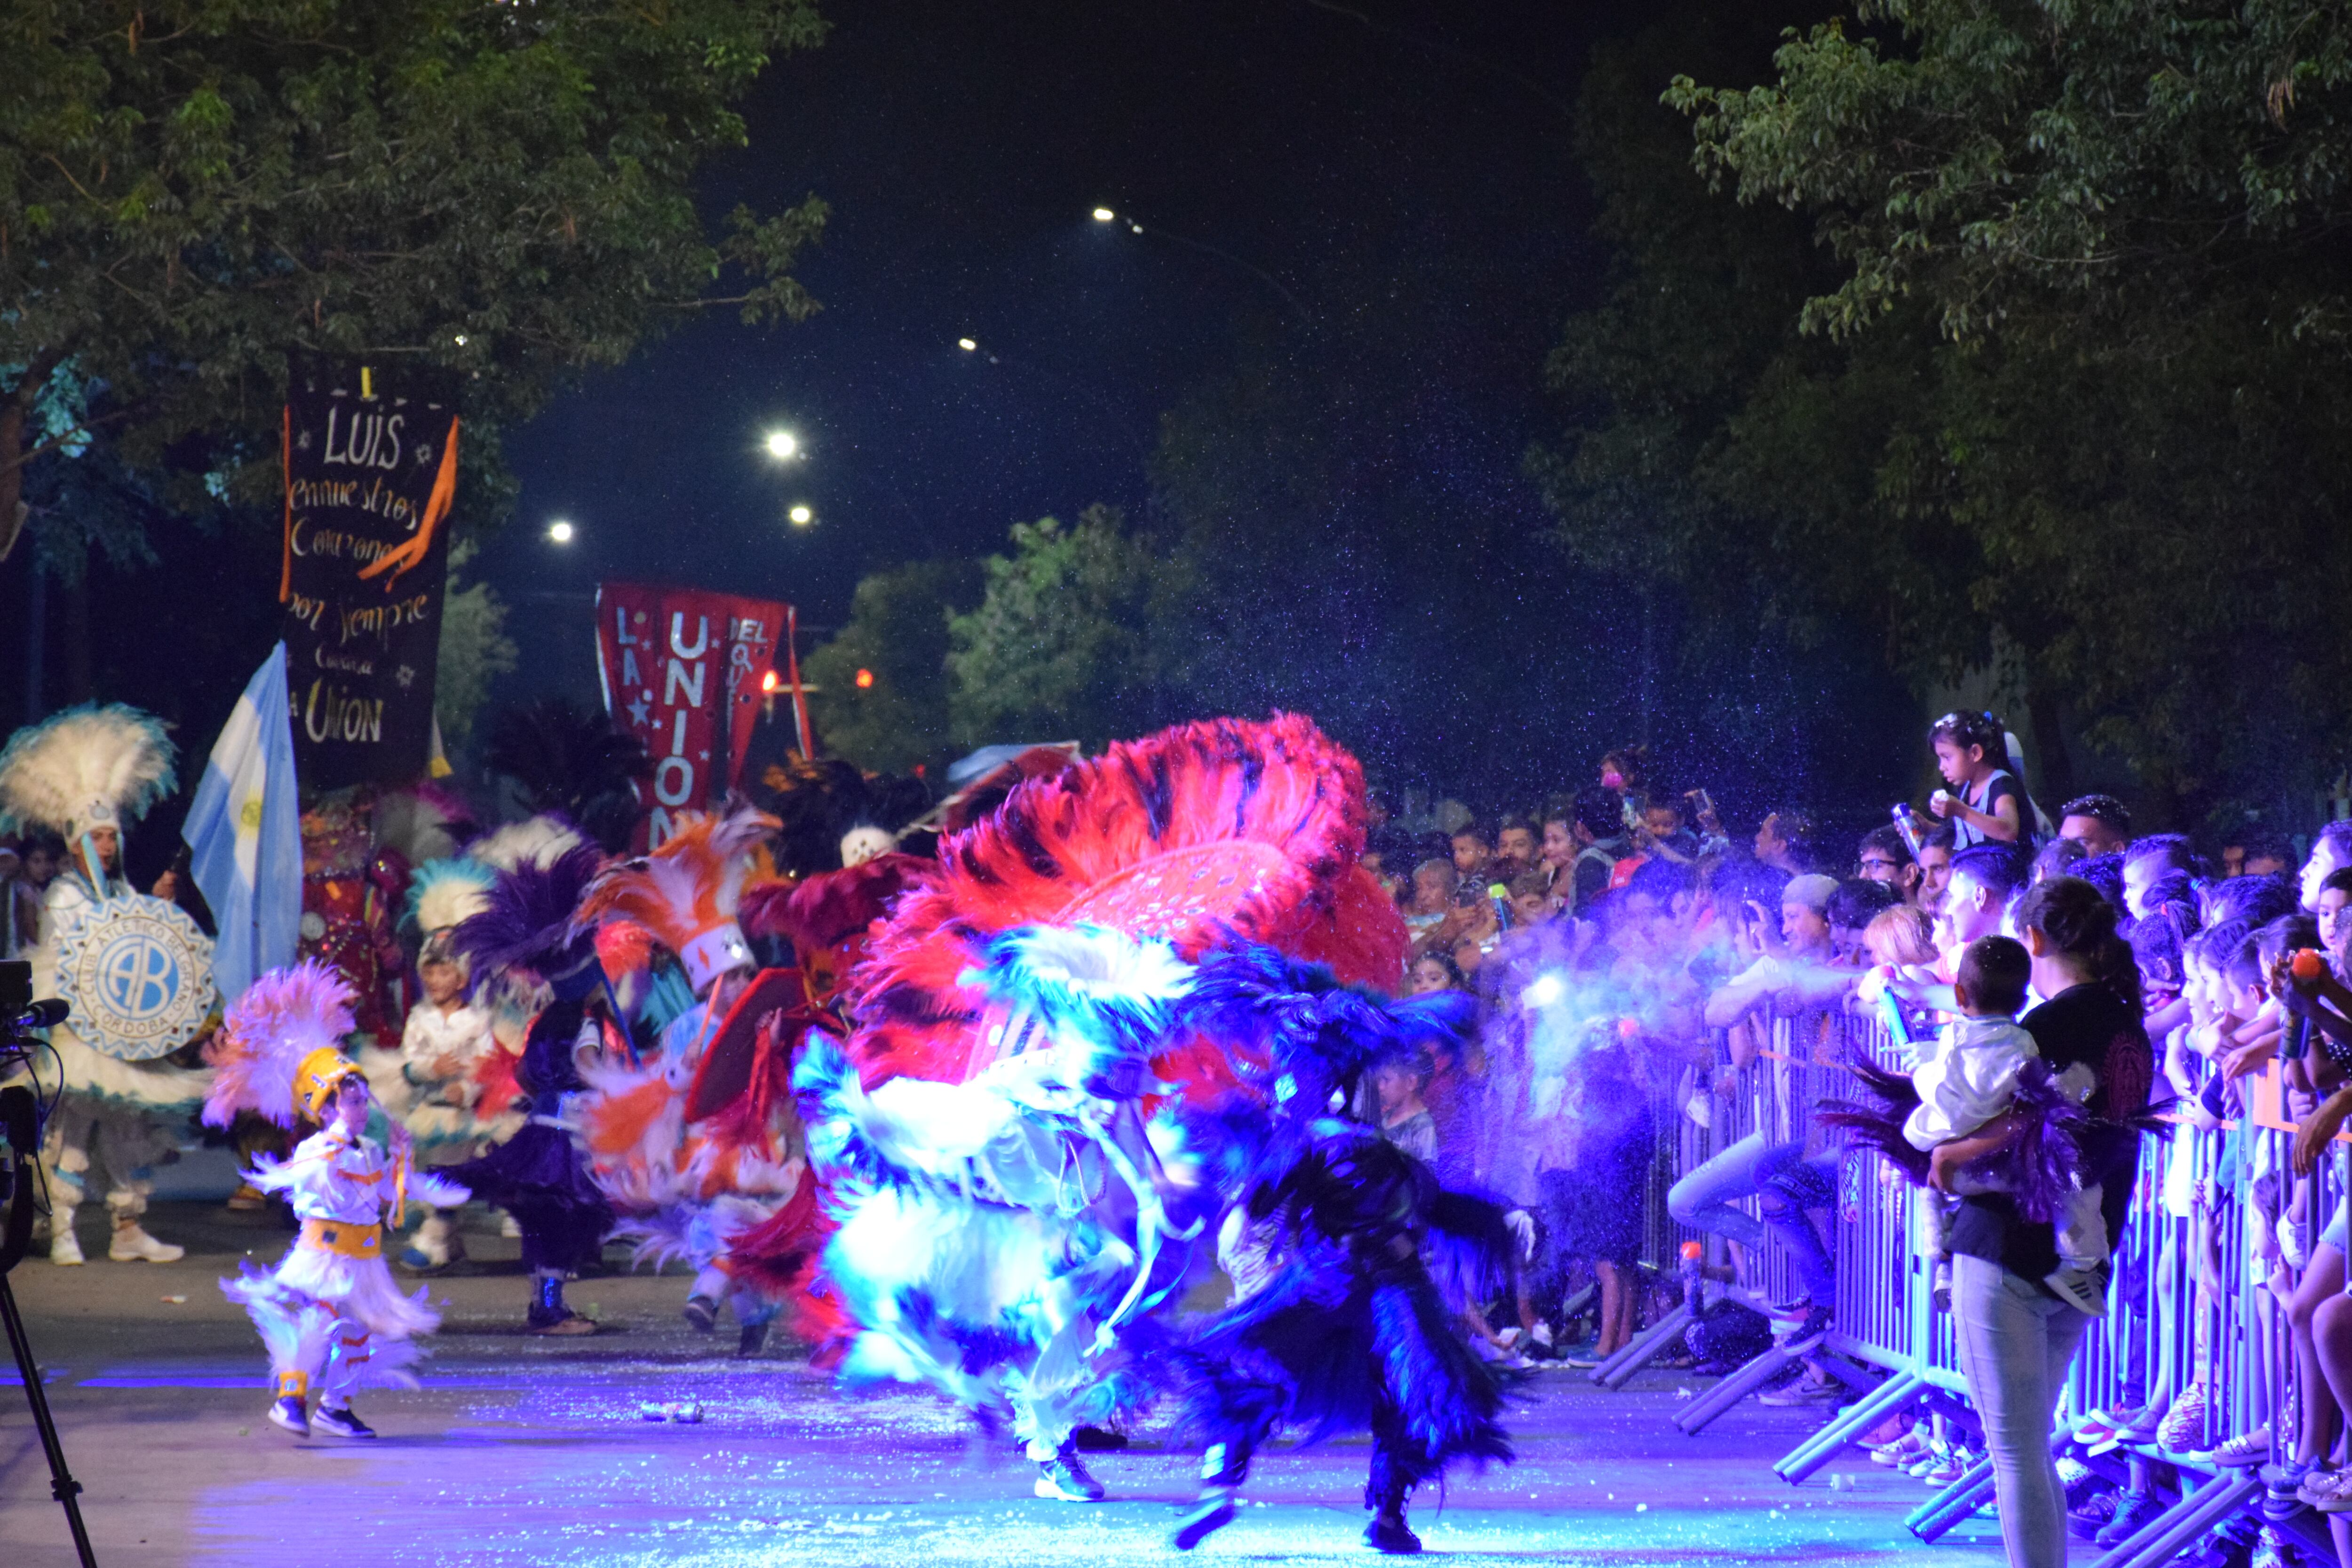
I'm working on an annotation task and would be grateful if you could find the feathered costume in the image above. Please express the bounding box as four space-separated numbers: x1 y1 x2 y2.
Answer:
1167 944 1515 1554
571 806 807 1347
0 704 209 1266
436 827 616 1333
208 962 468 1436
795 715 1430 1506
1818 1055 2096 1226
841 712 1404 1091
795 923 1211 1496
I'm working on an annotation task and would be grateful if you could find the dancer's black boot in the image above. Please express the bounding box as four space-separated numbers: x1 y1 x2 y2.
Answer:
1174 1439 1251 1550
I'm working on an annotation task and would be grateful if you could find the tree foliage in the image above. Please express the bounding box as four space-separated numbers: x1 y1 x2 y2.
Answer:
1547 1 2352 822
803 557 980 775
0 0 828 548
944 505 1191 752
433 540 516 748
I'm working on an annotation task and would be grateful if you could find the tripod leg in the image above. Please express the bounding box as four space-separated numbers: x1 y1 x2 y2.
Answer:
0 1273 98 1567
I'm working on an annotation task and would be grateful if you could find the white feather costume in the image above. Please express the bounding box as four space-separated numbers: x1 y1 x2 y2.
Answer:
0 705 208 1113
359 858 517 1154
207 962 467 1407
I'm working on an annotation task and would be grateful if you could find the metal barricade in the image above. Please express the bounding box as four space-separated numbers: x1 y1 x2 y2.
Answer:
1588 984 2352 1561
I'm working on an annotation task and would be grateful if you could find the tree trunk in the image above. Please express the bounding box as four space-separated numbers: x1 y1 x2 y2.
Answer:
60 558 91 704
2025 686 2075 812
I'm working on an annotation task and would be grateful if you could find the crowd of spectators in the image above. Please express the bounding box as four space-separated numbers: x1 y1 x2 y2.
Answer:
1360 718 2352 1568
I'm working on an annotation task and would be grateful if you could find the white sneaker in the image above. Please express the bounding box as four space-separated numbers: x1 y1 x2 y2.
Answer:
2043 1264 2109 1317
49 1227 84 1266
108 1223 185 1263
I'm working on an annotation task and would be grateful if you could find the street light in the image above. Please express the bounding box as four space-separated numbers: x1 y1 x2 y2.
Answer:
764 430 800 461
788 504 814 527
1087 205 1305 318
957 337 977 352
547 519 575 544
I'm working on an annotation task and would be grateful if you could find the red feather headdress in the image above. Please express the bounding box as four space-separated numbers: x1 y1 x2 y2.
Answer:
841 712 1403 1087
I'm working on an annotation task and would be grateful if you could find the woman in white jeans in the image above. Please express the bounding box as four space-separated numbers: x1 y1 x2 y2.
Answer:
1930 877 2152 1568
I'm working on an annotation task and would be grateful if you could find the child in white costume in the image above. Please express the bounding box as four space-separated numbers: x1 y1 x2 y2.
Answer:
1907 934 2109 1314
363 856 510 1271
208 961 468 1438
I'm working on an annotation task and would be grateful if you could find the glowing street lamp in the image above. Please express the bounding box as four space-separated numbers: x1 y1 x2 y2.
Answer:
1092 207 1116 223
547 519 575 544
788 504 814 527
764 430 800 462
957 337 978 352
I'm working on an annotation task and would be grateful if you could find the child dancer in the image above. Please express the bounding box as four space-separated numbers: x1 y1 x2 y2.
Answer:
207 962 469 1438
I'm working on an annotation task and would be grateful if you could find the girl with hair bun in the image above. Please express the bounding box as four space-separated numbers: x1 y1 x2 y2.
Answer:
1933 875 2151 1568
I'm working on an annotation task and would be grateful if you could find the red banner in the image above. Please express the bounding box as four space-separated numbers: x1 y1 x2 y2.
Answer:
718 594 789 792
595 582 786 848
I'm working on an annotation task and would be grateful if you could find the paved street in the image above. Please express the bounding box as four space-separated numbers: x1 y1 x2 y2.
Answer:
1 1202 2000 1567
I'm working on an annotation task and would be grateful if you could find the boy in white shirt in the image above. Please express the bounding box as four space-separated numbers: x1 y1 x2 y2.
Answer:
1909 934 2110 1314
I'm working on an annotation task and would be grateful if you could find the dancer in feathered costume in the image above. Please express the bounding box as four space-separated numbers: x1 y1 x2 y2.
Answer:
362 856 512 1272
437 829 616 1335
572 805 795 1346
1168 943 1516 1555
0 704 208 1265
208 961 469 1439
795 715 1412 1499
796 921 1211 1502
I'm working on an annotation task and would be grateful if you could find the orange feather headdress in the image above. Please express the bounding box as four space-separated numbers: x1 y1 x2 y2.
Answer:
575 804 778 994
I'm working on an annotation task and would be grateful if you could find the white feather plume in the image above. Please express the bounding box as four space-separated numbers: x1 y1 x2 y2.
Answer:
0 703 177 833
470 813 586 872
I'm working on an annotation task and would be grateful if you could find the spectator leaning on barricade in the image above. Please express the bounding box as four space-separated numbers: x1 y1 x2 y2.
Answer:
1673 868 1847 1379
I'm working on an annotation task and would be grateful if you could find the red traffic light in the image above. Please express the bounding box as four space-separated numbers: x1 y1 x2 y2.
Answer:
855 668 875 689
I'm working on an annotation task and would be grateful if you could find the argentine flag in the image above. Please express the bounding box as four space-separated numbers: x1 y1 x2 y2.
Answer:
183 642 302 1004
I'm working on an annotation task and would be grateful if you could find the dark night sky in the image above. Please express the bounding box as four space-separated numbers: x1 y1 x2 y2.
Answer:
476 1 1613 706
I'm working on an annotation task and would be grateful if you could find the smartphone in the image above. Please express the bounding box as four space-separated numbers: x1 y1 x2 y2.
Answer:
1621 797 1643 833
1684 788 1713 818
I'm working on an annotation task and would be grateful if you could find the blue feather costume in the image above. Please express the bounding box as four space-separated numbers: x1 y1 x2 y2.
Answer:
1167 945 1515 1553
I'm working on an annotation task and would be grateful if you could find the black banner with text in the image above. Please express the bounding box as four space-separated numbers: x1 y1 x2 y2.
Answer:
280 357 459 789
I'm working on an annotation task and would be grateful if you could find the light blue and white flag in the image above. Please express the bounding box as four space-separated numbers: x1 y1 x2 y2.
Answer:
183 641 301 1005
